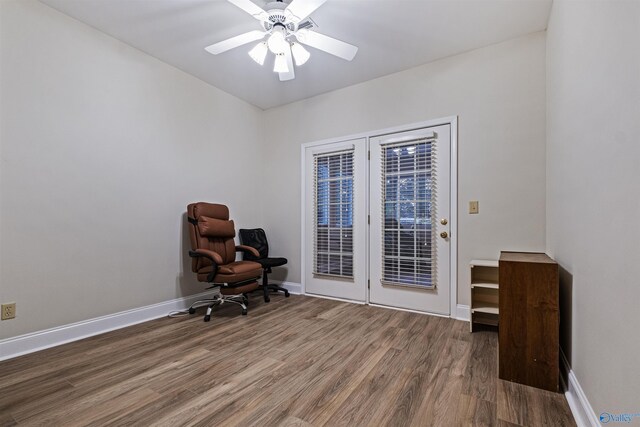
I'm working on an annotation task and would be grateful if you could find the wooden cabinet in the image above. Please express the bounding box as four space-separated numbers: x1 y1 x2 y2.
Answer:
498 251 559 392
470 260 499 332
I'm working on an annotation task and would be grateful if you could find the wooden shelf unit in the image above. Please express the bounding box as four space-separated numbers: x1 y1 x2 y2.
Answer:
498 251 560 392
470 259 499 332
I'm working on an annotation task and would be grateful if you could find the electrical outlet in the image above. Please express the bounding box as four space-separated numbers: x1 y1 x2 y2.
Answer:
469 201 479 214
1 303 16 320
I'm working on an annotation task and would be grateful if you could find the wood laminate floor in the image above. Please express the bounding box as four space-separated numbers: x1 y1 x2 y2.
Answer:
0 294 575 426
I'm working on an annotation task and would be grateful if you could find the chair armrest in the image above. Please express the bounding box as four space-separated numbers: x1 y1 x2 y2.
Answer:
189 249 224 282
189 248 224 265
236 245 260 258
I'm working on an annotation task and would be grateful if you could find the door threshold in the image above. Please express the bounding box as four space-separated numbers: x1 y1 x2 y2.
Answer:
368 302 450 318
304 292 451 318
304 292 366 305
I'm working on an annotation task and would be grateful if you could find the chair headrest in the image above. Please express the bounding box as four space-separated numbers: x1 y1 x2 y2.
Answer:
189 202 229 221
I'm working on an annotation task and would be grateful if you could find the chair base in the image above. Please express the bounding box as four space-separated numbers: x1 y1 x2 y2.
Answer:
260 272 290 303
188 287 250 321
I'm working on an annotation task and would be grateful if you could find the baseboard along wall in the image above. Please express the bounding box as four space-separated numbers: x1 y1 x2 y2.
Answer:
560 351 601 427
456 304 470 321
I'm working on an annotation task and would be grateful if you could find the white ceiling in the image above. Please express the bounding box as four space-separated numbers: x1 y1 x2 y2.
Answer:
39 0 552 109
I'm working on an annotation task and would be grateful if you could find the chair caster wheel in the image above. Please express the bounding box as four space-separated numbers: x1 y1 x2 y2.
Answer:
264 297 270 303
188 307 196 314
284 291 290 298
204 315 211 322
242 309 247 316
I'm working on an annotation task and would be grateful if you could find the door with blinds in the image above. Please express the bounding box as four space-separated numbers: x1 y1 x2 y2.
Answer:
369 125 451 314
304 138 367 301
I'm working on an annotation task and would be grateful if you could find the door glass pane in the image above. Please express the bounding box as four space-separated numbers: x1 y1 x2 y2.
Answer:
381 140 435 288
314 150 354 278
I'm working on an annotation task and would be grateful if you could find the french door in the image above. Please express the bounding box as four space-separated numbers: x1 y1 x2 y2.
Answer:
303 124 452 315
369 125 451 314
303 139 368 301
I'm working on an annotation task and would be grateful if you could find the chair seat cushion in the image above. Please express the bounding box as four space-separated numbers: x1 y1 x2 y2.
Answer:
218 261 262 275
257 257 288 269
199 261 261 275
197 260 262 284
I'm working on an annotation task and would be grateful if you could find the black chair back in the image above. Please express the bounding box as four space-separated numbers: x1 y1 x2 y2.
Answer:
239 228 269 260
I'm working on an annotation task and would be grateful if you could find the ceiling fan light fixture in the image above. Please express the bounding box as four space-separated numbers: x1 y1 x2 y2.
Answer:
291 43 310 66
205 0 359 81
273 53 289 73
248 42 268 65
267 26 289 54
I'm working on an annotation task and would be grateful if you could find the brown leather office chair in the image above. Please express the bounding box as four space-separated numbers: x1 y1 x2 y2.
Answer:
186 202 263 321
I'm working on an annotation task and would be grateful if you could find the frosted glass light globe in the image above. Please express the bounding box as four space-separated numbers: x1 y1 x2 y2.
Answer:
267 27 288 55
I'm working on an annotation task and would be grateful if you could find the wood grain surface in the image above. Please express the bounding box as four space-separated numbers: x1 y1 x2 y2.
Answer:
0 294 574 426
499 252 560 392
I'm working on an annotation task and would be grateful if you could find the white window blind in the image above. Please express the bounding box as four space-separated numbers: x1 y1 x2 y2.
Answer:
314 149 354 278
381 138 436 288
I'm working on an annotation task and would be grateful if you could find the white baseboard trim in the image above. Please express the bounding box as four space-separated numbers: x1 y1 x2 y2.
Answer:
456 304 470 321
561 350 600 427
270 280 302 295
0 291 214 362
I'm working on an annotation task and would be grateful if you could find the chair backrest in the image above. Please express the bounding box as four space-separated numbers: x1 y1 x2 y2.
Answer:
239 228 268 260
187 203 237 272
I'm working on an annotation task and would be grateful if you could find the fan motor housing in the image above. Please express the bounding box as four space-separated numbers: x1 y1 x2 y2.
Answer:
263 1 296 32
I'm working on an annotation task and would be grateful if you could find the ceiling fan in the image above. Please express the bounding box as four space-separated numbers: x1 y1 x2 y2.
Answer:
205 0 358 81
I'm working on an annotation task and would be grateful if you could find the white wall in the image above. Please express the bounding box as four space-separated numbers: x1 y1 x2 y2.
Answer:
0 0 549 342
262 32 547 306
0 0 263 339
546 0 640 415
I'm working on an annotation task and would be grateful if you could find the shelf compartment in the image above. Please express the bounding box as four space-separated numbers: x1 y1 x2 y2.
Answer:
471 301 499 315
472 311 499 326
470 260 500 332
471 265 499 287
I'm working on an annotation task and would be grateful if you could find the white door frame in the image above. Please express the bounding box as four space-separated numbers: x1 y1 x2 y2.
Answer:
300 116 458 318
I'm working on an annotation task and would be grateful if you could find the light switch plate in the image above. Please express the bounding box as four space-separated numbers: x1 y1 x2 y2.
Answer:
469 201 479 214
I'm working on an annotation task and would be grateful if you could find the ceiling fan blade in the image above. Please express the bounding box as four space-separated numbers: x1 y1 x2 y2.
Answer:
204 30 266 55
228 0 269 22
279 45 296 81
295 29 358 61
284 0 327 23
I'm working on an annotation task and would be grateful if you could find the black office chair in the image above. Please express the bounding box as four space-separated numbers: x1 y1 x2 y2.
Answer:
239 228 290 302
